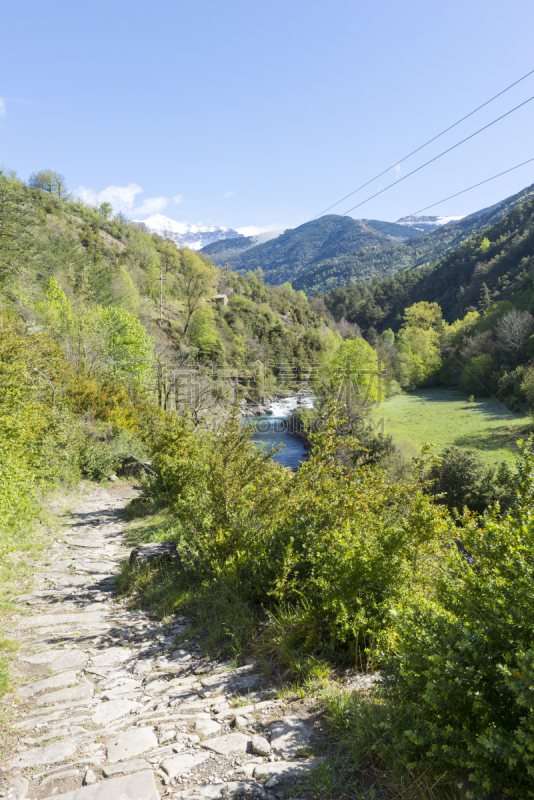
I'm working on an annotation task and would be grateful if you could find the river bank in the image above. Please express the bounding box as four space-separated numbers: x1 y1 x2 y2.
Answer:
243 393 314 471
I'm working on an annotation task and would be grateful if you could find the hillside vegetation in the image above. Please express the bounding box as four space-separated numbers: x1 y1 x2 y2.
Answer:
0 167 352 578
324 189 534 333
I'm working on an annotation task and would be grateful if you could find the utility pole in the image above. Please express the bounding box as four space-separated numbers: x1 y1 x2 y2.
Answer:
153 270 168 320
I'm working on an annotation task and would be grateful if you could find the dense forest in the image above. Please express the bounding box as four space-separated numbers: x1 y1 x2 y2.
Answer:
208 181 534 293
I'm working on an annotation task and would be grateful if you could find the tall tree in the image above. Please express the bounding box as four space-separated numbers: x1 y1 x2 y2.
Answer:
496 309 534 364
181 251 218 337
28 170 67 198
99 202 113 219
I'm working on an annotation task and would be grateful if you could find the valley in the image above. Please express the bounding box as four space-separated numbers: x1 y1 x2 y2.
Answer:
3 166 534 800
373 388 529 465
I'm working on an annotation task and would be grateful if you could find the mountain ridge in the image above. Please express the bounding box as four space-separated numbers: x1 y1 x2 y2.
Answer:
208 182 534 292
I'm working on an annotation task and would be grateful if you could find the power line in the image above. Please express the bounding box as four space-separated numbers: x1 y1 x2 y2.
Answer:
273 92 534 257
295 155 534 280
314 67 534 219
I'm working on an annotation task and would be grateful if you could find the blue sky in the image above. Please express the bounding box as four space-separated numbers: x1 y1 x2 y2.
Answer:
2 0 534 234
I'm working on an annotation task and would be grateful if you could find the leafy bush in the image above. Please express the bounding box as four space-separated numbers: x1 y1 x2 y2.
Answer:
0 311 80 552
78 436 118 480
388 439 534 798
144 398 450 659
426 446 514 514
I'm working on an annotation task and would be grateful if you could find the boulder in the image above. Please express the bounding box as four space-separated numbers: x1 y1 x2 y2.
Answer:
129 542 182 569
120 455 156 478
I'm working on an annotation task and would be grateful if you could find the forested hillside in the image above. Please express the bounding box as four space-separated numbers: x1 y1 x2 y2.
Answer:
0 169 339 392
206 215 389 284
0 167 347 565
313 189 534 421
214 181 534 292
323 190 534 332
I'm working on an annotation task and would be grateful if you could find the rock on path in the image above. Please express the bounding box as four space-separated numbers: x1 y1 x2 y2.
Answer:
1 484 323 800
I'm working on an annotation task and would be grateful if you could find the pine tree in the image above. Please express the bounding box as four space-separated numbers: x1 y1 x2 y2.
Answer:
478 282 491 311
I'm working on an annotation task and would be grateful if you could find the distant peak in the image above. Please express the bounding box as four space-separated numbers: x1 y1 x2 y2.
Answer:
133 214 243 251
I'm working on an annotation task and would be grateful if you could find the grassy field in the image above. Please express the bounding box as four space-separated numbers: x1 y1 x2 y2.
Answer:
372 388 532 465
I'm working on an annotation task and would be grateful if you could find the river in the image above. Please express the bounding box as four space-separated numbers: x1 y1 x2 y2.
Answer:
246 396 313 470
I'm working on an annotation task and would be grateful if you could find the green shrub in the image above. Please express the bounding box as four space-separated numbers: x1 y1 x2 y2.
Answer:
145 398 450 659
388 439 534 798
426 446 514 514
79 436 118 480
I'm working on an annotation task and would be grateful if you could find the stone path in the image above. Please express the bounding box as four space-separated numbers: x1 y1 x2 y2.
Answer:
1 486 323 800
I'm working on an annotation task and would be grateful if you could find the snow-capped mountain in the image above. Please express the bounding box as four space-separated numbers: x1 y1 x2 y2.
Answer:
133 214 244 251
395 214 465 233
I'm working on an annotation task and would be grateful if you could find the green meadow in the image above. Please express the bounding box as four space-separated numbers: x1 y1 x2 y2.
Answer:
372 388 532 465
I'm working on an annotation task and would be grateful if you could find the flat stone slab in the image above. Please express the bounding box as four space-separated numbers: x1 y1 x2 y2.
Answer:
254 758 324 780
18 670 79 698
20 649 69 665
41 768 80 785
41 770 159 800
195 719 221 736
15 710 67 729
67 540 105 549
30 697 98 715
200 666 255 688
50 651 88 672
101 684 142 700
106 727 158 763
224 781 267 798
53 576 89 588
36 681 93 706
76 561 117 573
9 738 79 771
200 667 263 696
91 647 132 667
201 732 250 756
17 613 105 629
6 776 29 800
161 752 210 779
102 759 151 777
173 787 225 800
170 649 192 663
215 704 254 720
269 716 313 758
102 676 141 691
91 698 141 726
202 673 262 695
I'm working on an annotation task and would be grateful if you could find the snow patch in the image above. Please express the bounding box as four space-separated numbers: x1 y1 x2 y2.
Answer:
134 214 244 251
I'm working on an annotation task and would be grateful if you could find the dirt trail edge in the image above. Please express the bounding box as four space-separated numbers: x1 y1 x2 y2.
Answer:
1 484 324 800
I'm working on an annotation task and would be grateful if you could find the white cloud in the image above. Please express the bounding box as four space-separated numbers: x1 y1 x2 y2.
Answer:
0 98 6 118
392 164 401 177
75 183 183 218
76 182 142 213
237 225 273 237
223 191 234 198
132 196 168 216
